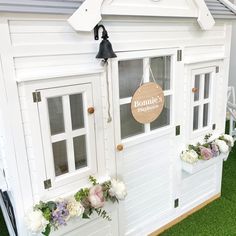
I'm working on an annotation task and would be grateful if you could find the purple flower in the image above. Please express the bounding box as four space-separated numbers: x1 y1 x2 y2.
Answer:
52 201 69 227
200 146 213 160
211 142 220 157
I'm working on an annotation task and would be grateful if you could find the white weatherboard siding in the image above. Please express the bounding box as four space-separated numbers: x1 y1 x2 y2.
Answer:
0 11 231 235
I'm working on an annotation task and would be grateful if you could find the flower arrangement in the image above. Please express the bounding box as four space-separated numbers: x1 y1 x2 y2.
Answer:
25 176 127 236
181 134 234 164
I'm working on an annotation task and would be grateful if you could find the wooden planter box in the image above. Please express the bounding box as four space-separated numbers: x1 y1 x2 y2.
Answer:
182 153 229 174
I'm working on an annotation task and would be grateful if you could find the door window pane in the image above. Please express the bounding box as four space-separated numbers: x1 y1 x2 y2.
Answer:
151 96 171 130
73 135 87 170
48 97 65 135
203 103 209 127
119 60 143 99
52 140 68 177
120 103 144 139
70 94 84 130
194 75 200 101
150 56 171 90
193 106 199 131
204 73 210 99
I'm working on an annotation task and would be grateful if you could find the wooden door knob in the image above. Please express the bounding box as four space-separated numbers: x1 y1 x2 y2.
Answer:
87 107 95 114
117 144 124 152
192 88 198 93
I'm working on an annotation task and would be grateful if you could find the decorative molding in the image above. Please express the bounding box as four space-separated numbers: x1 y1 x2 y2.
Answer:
68 0 104 31
195 0 215 30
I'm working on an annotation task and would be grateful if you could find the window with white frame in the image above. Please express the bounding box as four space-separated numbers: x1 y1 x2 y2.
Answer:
192 70 213 132
38 83 97 189
48 94 87 176
118 56 172 139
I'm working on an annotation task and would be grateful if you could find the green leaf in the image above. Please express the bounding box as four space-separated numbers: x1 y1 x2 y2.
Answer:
42 208 51 221
75 188 89 202
47 201 56 211
89 176 98 186
42 224 51 236
82 213 90 219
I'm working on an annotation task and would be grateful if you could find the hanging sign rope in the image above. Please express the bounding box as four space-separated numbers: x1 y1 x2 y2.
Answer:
131 66 164 124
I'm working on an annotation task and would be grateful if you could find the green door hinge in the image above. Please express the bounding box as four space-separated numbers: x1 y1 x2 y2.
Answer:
174 198 179 208
177 50 182 61
176 125 181 136
44 179 52 189
32 91 41 103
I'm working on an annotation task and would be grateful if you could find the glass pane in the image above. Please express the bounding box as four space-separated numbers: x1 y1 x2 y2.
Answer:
204 73 210 99
47 97 65 135
203 103 209 127
194 75 200 101
119 59 143 99
151 96 171 130
150 56 171 90
52 140 68 177
70 94 84 130
193 106 199 131
120 103 144 139
73 135 87 170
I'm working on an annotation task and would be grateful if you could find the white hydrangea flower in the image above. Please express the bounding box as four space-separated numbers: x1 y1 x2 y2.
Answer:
67 197 84 218
215 139 229 153
222 134 234 147
180 150 199 164
109 179 127 200
25 209 48 234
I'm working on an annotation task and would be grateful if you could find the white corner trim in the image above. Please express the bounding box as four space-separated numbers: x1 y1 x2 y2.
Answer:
194 0 215 30
67 0 104 31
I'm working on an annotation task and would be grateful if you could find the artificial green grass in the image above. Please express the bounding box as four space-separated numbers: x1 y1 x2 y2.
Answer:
161 138 236 235
0 207 9 236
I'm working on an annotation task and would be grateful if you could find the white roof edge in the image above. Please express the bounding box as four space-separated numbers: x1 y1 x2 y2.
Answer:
0 0 234 20
219 0 236 13
0 1 83 14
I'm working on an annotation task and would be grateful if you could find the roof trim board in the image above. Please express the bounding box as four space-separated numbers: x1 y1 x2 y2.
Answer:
0 0 234 19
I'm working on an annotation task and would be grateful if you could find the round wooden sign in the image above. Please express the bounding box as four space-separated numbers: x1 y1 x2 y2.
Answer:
131 82 164 124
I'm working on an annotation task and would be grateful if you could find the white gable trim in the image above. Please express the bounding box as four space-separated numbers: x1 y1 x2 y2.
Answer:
219 0 236 13
68 0 215 31
195 0 215 30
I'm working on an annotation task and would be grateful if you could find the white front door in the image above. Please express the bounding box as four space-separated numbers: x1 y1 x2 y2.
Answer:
112 49 180 236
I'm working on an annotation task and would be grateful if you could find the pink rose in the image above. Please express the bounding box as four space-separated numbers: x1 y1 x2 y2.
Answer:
88 185 105 209
200 146 213 160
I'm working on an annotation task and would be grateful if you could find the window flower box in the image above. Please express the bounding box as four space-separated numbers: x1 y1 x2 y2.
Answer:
182 152 229 174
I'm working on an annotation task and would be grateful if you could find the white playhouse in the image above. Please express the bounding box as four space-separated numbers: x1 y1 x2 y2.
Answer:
0 0 236 236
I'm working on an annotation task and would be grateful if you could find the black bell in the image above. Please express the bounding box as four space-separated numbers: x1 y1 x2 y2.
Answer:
94 25 117 61
96 38 117 60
